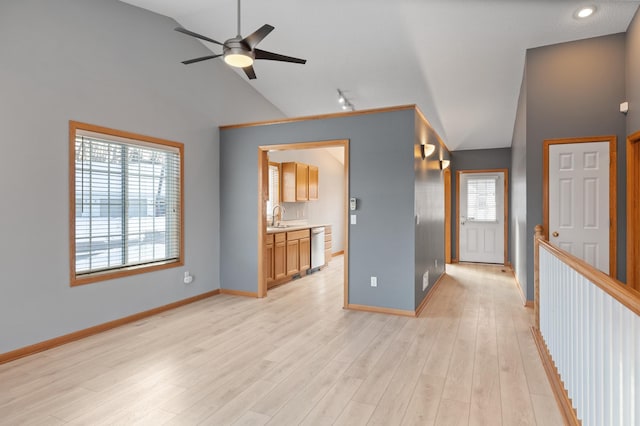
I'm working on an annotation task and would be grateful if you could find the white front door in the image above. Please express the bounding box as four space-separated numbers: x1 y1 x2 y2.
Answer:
548 142 610 273
459 172 505 264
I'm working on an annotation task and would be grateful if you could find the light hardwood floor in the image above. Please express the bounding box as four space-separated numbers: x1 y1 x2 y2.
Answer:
0 258 562 425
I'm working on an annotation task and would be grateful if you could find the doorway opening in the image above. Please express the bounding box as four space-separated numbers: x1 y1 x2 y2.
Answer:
456 169 509 265
257 140 349 307
543 136 617 276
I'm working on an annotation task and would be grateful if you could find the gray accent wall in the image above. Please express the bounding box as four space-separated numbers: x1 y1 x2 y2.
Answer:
414 118 448 309
449 148 512 262
220 109 445 312
511 70 528 298
0 0 283 354
628 8 640 134
522 33 628 300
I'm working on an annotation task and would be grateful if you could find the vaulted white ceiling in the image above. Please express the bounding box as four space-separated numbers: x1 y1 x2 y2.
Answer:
121 0 639 151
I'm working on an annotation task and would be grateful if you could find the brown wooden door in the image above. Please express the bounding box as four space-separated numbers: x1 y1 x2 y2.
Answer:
299 237 311 271
286 239 300 276
308 165 318 200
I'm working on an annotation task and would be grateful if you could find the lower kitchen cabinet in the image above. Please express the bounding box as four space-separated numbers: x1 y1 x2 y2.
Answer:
286 239 299 276
324 225 332 266
299 236 311 271
264 238 274 283
273 233 286 281
265 228 311 287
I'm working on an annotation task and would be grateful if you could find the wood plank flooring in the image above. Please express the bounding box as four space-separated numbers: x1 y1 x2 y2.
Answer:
0 258 562 425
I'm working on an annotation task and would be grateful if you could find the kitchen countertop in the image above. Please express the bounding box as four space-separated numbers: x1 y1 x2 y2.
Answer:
266 224 329 234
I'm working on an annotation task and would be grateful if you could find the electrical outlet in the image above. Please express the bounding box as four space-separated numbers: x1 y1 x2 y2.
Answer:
370 276 377 287
435 259 438 268
423 271 429 291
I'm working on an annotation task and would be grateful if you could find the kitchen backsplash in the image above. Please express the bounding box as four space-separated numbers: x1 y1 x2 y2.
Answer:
282 202 308 220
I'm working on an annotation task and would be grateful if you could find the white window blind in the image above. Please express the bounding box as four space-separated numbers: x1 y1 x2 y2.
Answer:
267 163 280 218
74 130 181 277
466 176 497 222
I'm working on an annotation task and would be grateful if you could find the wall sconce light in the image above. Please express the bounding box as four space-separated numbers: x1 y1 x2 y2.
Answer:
420 143 435 159
439 159 450 170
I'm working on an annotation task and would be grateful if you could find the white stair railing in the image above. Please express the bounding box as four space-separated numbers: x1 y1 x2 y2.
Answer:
534 226 640 426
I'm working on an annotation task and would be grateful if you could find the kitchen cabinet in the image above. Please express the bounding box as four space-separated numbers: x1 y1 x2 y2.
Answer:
266 232 286 288
265 228 311 287
286 239 299 276
265 234 274 283
274 233 286 281
299 236 311 271
308 165 318 200
324 225 332 266
282 162 318 202
296 163 309 200
286 229 310 276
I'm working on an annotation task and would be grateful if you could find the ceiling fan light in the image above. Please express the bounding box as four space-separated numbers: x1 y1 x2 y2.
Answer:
224 53 254 68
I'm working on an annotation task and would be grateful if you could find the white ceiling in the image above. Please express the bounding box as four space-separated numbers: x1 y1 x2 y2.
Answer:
121 0 639 151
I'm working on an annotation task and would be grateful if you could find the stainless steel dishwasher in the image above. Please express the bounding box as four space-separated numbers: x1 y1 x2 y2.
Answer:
311 227 325 269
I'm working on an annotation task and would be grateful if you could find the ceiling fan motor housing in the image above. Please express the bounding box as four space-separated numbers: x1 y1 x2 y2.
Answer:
223 37 255 67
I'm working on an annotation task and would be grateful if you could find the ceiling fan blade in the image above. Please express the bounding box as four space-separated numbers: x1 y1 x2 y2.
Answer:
181 54 223 65
242 24 274 49
243 65 257 80
174 27 224 46
254 49 306 64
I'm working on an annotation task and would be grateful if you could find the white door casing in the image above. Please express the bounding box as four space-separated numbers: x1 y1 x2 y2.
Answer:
459 171 505 264
548 142 610 274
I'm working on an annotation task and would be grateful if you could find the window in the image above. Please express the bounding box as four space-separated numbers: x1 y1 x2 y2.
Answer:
70 121 183 286
266 162 280 222
466 176 497 222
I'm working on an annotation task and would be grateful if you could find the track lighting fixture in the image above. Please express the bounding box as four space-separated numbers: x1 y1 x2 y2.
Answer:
337 89 355 111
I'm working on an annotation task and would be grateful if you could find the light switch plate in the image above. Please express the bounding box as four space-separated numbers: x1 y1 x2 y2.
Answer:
350 214 357 225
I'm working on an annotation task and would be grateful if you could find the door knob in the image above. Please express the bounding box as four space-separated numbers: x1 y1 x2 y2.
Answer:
552 231 559 237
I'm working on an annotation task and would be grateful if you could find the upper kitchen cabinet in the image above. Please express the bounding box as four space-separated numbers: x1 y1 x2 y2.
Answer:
282 162 318 202
308 165 318 200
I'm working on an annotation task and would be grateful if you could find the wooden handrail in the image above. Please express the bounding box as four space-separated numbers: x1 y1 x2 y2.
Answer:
536 228 640 316
533 225 543 330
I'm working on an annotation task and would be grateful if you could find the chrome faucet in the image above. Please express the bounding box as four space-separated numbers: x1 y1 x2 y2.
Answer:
272 204 285 226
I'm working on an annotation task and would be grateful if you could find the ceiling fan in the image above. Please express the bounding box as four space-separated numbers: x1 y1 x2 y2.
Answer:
175 0 306 80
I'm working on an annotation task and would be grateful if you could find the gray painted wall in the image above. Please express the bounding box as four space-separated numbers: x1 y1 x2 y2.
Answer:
220 109 431 312
510 70 528 298
414 119 448 309
0 0 283 354
449 148 512 262
628 8 640 134
524 33 628 300
267 148 346 253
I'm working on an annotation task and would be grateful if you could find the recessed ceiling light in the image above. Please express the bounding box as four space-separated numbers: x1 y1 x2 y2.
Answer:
575 6 596 19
